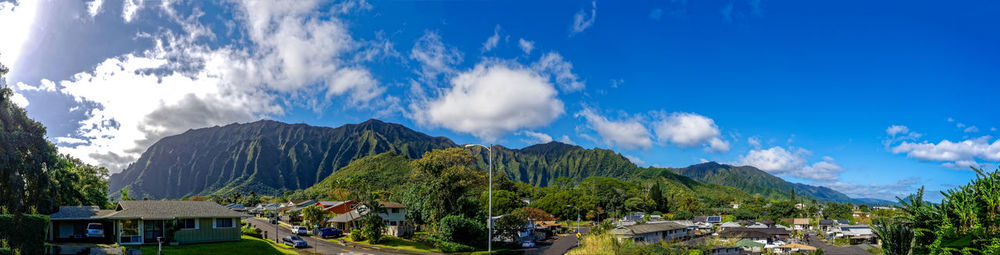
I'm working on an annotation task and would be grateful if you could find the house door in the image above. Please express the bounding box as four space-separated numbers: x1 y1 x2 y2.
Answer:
143 220 164 243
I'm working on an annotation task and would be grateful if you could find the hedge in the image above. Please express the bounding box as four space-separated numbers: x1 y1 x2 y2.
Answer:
0 214 49 255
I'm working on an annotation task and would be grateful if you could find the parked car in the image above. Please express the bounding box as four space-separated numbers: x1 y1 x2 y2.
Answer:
269 218 278 224
282 235 308 248
86 223 104 238
291 225 308 235
317 227 343 238
521 241 536 248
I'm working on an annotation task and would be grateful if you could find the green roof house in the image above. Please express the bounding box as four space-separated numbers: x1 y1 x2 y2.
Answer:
49 201 248 245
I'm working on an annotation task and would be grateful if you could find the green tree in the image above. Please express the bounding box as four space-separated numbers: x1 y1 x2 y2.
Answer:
1 85 57 215
48 154 112 208
119 187 135 201
409 148 487 226
649 181 664 211
480 189 521 216
301 205 327 228
494 208 530 243
439 215 487 247
872 218 913 255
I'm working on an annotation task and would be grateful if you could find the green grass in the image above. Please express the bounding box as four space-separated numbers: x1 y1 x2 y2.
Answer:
355 235 442 253
127 236 297 255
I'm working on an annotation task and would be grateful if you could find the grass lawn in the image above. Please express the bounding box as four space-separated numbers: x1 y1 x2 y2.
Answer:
129 236 297 255
356 235 442 253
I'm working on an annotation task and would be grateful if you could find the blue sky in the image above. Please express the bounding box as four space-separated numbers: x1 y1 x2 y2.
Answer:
2 0 998 200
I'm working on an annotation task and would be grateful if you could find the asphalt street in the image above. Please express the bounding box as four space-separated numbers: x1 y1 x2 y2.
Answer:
246 218 399 255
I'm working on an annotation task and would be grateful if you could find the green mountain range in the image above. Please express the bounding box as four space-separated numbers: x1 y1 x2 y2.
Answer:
109 119 890 205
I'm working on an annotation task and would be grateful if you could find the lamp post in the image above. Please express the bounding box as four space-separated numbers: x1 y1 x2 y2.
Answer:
464 144 493 253
566 205 580 233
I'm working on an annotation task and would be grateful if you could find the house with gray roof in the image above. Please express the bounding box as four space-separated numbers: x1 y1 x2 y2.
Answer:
48 201 248 245
609 222 692 243
328 202 411 237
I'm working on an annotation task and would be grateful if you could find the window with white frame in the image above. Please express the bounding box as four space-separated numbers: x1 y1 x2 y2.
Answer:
214 218 234 228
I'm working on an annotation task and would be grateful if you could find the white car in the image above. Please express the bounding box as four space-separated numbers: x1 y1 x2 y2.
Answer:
86 223 104 238
291 225 308 235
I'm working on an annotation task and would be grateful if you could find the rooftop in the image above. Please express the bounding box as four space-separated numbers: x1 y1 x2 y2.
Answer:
107 201 249 220
49 206 116 220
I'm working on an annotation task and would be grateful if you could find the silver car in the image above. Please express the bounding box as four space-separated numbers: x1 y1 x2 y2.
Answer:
282 235 308 248
86 223 104 238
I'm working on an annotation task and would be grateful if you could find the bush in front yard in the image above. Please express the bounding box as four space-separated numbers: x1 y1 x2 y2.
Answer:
439 215 486 247
0 214 49 255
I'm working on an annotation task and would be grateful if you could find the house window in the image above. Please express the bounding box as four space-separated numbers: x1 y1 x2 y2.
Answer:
391 208 399 213
180 219 197 229
215 218 234 228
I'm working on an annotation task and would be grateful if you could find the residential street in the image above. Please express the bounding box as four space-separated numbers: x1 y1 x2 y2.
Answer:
534 226 589 255
246 218 400 255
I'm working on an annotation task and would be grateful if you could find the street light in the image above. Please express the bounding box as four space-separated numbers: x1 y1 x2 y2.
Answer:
464 144 493 253
566 205 581 233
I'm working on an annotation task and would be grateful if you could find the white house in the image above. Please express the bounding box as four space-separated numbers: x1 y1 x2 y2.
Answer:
328 202 412 237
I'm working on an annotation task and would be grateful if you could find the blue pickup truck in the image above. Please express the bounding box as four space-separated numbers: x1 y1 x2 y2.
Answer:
317 227 343 238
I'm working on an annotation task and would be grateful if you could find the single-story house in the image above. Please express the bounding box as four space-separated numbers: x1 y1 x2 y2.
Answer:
693 216 722 224
710 246 743 255
780 218 810 230
610 222 691 243
735 238 766 253
489 215 537 243
720 222 742 230
838 225 877 244
280 200 317 223
48 201 249 245
818 220 836 231
328 202 412 237
250 203 281 217
48 206 117 243
719 228 790 245
776 243 817 253
315 200 358 214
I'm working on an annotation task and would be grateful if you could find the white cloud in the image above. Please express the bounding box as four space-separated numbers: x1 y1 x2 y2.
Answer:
411 31 463 82
55 136 89 145
886 125 910 136
86 0 104 17
625 155 645 165
819 177 919 200
559 135 575 145
993 127 998 132
570 1 596 35
652 112 729 153
518 38 534 55
889 136 1000 167
532 52 584 92
748 136 761 149
32 0 386 171
947 117 955 122
10 90 29 108
14 79 55 92
411 62 564 141
964 126 979 133
575 107 653 150
122 0 143 23
957 123 966 128
482 25 501 52
738 146 843 181
521 131 554 144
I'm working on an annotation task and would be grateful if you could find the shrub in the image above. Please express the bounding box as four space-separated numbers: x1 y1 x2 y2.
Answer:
437 241 476 253
439 215 486 247
350 228 368 242
0 214 49 255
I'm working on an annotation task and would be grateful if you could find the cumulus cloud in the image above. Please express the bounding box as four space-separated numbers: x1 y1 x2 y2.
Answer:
883 124 921 148
964 126 979 133
570 1 596 35
518 38 534 55
482 25 501 52
86 0 104 17
521 131 554 144
532 52 584 92
575 107 653 150
411 63 564 141
26 1 387 171
9 90 29 108
652 112 729 153
122 0 143 23
889 136 1000 169
738 146 843 181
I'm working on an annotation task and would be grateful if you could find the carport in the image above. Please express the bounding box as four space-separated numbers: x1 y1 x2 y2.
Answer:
48 206 116 244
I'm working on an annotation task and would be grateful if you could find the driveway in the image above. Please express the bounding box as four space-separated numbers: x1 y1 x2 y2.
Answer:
246 218 401 255
803 232 871 255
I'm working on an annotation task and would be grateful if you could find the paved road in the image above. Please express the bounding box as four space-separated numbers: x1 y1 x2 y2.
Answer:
246 218 399 255
803 232 871 255
536 226 589 255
